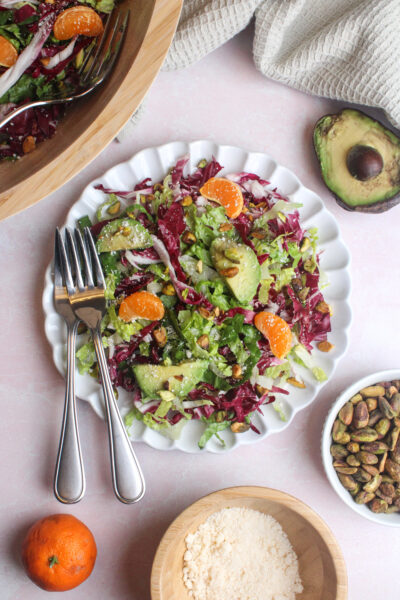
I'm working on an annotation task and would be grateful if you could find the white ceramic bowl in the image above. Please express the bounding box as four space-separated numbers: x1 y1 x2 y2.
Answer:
321 369 400 527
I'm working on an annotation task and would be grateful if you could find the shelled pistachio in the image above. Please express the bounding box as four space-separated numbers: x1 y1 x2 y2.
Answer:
330 378 400 515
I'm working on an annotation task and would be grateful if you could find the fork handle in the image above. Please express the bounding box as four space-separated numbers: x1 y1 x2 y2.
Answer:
92 327 145 503
54 321 86 503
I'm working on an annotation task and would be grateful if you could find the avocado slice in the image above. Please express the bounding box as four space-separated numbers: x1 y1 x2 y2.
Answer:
133 360 208 398
314 108 400 213
210 238 261 303
96 218 151 252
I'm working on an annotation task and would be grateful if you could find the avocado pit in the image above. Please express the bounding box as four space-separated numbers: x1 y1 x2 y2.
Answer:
346 145 383 181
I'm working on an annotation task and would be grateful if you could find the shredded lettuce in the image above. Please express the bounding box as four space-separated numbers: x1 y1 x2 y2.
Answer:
76 341 96 375
198 417 230 449
291 344 327 382
106 305 142 342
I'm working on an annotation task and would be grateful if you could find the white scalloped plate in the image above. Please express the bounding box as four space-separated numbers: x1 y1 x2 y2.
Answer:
43 141 352 453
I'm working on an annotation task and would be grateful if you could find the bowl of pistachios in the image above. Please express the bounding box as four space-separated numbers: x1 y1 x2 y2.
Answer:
322 369 400 526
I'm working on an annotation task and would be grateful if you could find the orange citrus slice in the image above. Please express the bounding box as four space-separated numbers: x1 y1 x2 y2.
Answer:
119 291 165 322
200 177 244 219
53 6 104 41
254 311 292 360
0 35 18 68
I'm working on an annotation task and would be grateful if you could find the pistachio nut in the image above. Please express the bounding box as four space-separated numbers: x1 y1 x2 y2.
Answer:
350 393 363 404
391 440 400 464
362 464 380 477
360 441 389 454
330 444 349 459
356 451 379 465
380 474 394 484
375 488 393 505
354 491 375 504
339 402 354 426
353 468 372 483
369 498 388 513
385 505 400 514
350 428 378 442
380 482 395 498
390 393 400 417
375 418 391 439
366 397 378 412
394 498 400 508
346 455 361 467
224 247 241 263
230 422 250 433
332 419 347 442
378 451 388 473
360 385 385 398
378 396 396 420
336 432 351 444
386 426 400 451
337 473 358 491
386 386 399 399
385 458 400 482
363 474 382 493
353 401 369 429
347 442 360 453
333 459 348 469
368 409 383 428
335 466 358 475
350 484 361 496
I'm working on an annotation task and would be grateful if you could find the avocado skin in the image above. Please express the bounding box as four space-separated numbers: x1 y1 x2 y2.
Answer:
313 108 400 213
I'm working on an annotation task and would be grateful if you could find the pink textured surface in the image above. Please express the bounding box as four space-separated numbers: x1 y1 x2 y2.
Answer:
1 26 399 600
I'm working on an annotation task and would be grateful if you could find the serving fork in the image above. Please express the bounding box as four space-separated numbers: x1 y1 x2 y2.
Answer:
56 227 145 504
53 230 85 504
0 9 129 130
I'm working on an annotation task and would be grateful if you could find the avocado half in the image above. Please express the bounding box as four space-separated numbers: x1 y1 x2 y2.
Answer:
313 108 400 213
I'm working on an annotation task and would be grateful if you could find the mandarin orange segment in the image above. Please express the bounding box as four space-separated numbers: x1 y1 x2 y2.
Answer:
200 177 244 219
119 291 165 322
254 311 292 360
0 35 18 68
53 6 103 41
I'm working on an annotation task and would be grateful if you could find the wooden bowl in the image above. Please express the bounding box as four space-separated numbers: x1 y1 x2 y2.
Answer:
0 0 182 221
151 486 347 600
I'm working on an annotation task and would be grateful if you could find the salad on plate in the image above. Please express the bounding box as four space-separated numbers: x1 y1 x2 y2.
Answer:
76 156 332 448
0 0 112 160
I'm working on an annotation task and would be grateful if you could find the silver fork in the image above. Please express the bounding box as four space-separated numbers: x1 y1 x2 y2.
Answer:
0 9 129 130
53 229 85 504
60 227 145 504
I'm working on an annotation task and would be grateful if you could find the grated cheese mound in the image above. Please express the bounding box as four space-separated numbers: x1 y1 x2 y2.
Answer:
183 507 303 600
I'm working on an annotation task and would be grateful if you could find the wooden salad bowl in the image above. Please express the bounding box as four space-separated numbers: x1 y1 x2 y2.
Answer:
0 0 182 221
151 486 348 600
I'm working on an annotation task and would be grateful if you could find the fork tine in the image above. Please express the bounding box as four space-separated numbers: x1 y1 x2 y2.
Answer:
56 228 75 295
54 229 63 289
74 228 95 289
95 11 129 83
79 9 115 80
65 228 88 292
91 12 121 80
84 228 106 288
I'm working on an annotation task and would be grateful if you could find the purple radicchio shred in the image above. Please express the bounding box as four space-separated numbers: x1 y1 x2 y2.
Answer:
114 272 155 298
157 201 187 281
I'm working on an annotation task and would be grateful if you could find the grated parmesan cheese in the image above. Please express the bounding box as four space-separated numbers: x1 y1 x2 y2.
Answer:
182 507 303 600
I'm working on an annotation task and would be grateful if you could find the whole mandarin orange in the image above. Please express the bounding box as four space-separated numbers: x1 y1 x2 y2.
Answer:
21 514 97 591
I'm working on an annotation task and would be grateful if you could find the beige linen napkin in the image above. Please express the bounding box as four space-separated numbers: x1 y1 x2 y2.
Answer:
119 0 400 140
